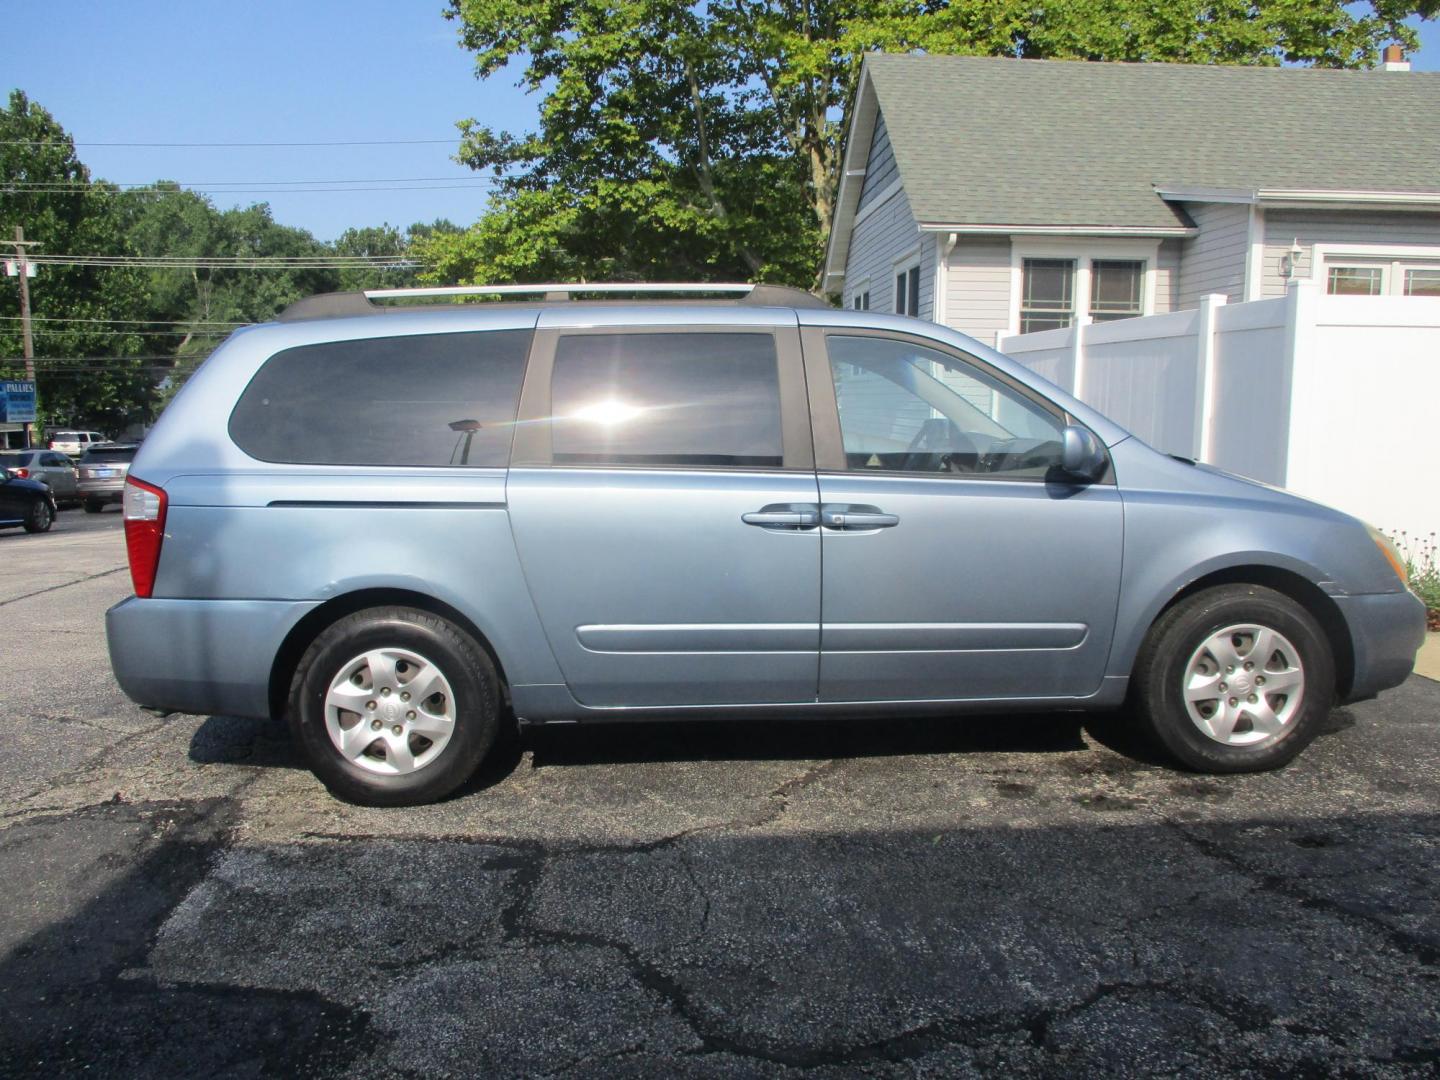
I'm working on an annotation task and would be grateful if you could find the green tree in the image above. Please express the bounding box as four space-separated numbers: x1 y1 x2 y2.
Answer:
437 0 1428 290
332 220 458 291
0 91 154 433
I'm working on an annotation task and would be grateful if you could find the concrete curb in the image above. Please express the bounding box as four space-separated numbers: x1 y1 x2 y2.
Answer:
1416 632 1440 683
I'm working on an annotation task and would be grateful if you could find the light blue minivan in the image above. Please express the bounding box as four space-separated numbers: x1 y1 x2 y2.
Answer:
107 284 1425 805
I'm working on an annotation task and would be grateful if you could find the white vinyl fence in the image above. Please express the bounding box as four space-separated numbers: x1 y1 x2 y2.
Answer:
1000 281 1440 546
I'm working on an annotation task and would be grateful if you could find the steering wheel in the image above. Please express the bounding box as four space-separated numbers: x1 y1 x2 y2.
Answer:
902 418 978 473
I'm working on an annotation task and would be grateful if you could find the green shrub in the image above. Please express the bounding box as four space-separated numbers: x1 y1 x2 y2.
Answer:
1389 530 1440 616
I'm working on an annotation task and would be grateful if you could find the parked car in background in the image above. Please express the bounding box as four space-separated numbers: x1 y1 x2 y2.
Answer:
105 283 1426 807
47 430 108 458
0 450 79 506
0 471 56 533
77 444 139 513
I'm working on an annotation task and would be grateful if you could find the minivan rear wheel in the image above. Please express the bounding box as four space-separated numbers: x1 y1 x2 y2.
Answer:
288 606 499 806
1131 584 1334 773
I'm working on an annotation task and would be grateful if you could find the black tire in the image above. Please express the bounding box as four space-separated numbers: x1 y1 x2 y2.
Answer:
83 499 104 514
23 499 54 533
1131 584 1334 773
287 606 500 806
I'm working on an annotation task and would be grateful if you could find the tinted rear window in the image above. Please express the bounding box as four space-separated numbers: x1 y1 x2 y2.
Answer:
228 330 531 467
550 332 783 468
82 447 137 463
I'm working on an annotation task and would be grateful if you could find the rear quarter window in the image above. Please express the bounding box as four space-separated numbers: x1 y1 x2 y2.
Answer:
228 329 531 467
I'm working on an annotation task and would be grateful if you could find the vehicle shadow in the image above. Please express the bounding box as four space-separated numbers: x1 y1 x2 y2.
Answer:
457 709 1100 798
189 703 1362 800
189 708 1097 794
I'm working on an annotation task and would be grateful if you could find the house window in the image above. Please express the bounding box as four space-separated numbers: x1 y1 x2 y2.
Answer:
1405 268 1440 297
1020 258 1076 333
1327 266 1383 296
894 264 920 316
1322 253 1440 296
1089 260 1144 321
851 290 871 310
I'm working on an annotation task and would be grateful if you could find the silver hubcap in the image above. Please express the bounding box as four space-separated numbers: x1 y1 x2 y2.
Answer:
324 647 457 775
1182 623 1305 746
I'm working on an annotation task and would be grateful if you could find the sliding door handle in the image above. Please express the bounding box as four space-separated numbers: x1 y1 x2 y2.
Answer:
742 504 820 529
820 505 899 529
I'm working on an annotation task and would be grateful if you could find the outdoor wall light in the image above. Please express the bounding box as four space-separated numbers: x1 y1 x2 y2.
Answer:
1281 239 1304 281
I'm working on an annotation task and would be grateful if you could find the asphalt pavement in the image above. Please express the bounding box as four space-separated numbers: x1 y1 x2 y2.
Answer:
1 511 1438 1078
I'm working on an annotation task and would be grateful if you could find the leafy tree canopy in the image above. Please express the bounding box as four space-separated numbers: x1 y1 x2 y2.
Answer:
432 0 1429 290
3 89 448 427
1 90 152 431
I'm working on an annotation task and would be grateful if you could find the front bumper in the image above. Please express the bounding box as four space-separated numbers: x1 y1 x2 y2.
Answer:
106 596 319 718
1334 590 1428 702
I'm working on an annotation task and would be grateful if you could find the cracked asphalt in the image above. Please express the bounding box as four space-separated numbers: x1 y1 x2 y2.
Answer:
2 511 1439 1077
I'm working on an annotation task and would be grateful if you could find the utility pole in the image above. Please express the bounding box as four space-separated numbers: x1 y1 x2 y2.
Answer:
10 227 40 448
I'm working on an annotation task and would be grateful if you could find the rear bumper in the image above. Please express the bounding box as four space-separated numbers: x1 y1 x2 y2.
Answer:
106 596 319 718
78 478 126 501
1334 590 1428 703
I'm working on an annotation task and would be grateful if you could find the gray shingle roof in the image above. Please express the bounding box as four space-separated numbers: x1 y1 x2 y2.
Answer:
865 54 1440 229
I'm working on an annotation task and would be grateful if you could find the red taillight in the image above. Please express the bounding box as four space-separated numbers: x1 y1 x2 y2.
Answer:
123 476 167 598
13 467 29 478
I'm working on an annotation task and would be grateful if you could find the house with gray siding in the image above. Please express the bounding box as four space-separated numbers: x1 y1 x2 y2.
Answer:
825 53 1440 347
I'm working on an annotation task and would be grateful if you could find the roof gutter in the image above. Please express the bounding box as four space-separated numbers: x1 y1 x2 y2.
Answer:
915 222 1198 238
1155 185 1440 210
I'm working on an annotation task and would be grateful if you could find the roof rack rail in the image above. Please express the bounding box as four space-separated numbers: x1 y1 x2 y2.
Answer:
278 282 831 321
365 282 756 299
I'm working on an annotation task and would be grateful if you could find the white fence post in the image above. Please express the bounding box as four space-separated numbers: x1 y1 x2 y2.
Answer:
1070 314 1091 399
1280 279 1319 490
1192 293 1226 462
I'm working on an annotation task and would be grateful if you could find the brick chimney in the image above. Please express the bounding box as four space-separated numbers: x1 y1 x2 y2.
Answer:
1382 44 1411 72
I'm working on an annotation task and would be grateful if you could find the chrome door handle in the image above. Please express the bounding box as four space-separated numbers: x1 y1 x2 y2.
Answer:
820 506 899 529
742 504 820 529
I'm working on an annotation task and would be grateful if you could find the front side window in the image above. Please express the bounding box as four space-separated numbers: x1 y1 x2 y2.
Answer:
826 335 1067 479
1020 258 1076 333
1089 260 1144 321
229 329 531 467
550 332 783 468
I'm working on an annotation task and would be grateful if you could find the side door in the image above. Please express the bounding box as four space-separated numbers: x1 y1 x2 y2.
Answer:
802 326 1124 703
506 317 821 708
43 453 77 498
0 475 26 523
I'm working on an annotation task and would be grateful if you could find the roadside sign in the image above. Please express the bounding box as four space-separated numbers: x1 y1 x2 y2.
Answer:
3 259 37 278
0 380 37 423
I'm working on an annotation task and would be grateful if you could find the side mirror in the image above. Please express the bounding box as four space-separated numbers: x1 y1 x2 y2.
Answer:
1060 425 1107 482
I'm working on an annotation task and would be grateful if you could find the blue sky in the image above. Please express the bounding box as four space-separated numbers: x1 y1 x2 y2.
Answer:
7 2 1439 242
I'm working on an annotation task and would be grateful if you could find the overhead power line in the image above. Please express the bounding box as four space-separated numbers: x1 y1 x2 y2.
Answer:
4 184 496 196
0 138 460 148
0 315 245 326
0 329 236 339
3 176 495 188
19 255 423 271
28 255 411 263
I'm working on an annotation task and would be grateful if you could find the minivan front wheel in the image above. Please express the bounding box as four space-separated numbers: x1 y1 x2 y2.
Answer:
289 607 499 805
1132 585 1334 773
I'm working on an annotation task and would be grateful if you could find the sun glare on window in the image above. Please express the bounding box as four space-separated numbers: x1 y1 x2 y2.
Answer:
570 399 646 426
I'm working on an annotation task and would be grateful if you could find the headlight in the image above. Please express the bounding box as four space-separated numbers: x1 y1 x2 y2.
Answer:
1365 524 1409 589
